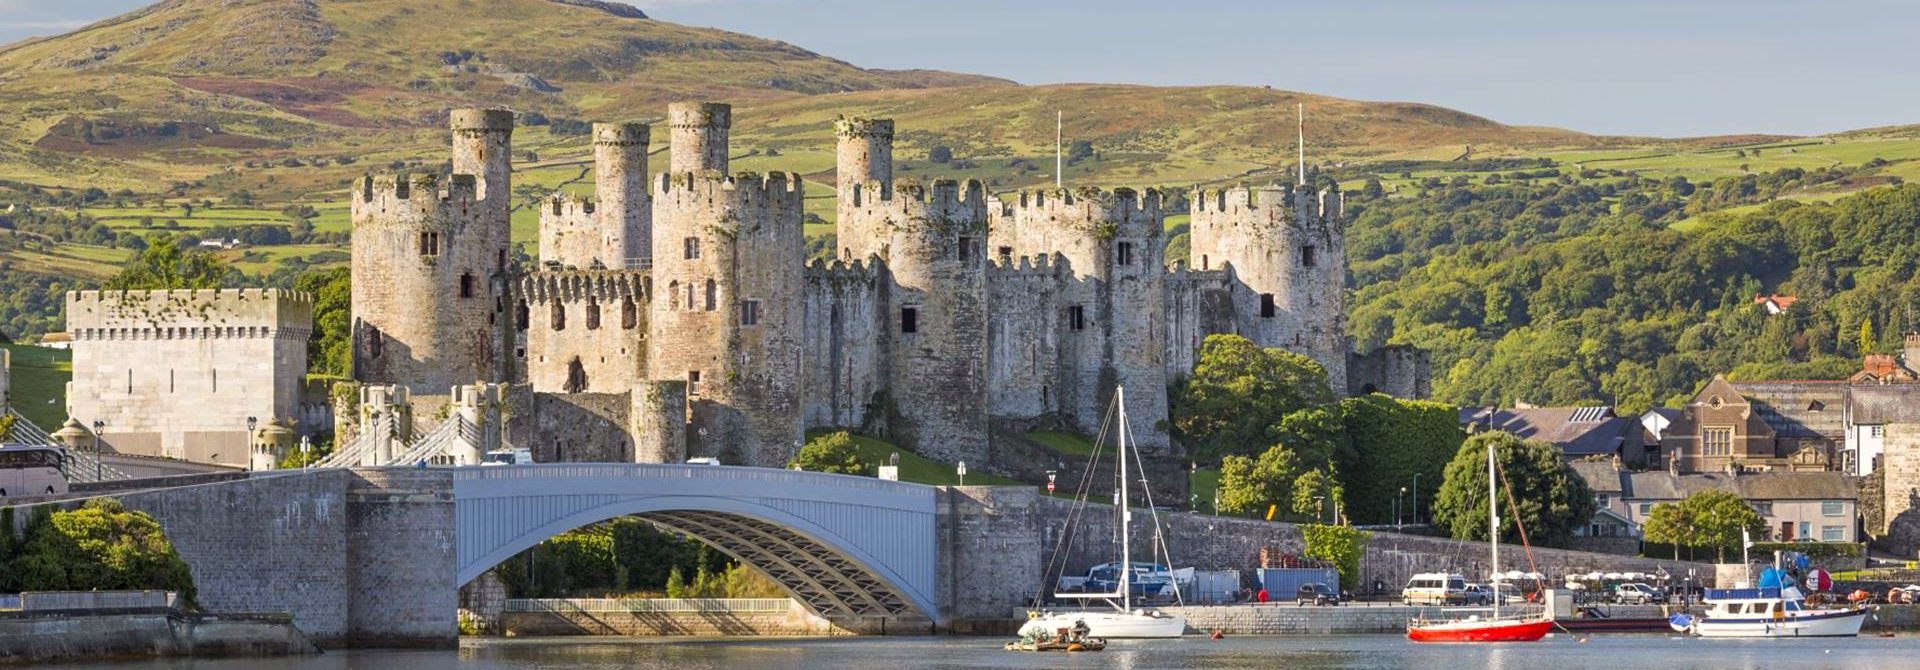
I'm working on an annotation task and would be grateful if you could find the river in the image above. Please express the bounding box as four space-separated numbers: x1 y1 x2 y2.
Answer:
36 634 1920 669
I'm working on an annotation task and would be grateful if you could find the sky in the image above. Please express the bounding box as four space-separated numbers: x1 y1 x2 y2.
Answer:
3 0 1916 137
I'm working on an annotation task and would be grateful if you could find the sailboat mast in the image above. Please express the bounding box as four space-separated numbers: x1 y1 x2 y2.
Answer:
1118 385 1132 611
1488 440 1499 619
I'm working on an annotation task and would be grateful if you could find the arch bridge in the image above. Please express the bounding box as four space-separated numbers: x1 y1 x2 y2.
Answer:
453 464 939 623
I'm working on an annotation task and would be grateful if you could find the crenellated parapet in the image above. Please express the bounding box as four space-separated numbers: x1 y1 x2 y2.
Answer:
517 270 650 304
845 177 989 230
1000 186 1165 243
985 252 1066 279
1191 182 1342 231
1164 260 1231 289
804 256 883 288
351 173 480 228
653 170 806 234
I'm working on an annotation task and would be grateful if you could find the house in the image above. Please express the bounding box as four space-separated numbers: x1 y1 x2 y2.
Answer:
1459 405 1651 464
1754 294 1800 315
1661 377 1845 473
1572 461 1858 544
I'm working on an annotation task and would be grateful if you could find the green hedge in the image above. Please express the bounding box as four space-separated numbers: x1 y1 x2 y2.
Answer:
1750 542 1862 559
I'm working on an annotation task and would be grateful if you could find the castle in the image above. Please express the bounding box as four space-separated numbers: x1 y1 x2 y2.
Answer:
348 104 1429 469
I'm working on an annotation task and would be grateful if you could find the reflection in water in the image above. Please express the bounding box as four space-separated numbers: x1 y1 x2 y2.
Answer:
35 634 1920 670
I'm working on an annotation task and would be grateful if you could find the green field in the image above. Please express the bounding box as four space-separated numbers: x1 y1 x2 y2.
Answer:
1026 429 1099 456
2 342 71 430
811 430 1023 486
1190 467 1221 515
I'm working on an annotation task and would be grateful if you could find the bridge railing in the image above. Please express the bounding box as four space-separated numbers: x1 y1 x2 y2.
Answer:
449 462 932 496
503 598 793 614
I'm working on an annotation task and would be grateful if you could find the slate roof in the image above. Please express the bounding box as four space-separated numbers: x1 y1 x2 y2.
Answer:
1619 470 1854 502
1726 381 1848 440
1459 406 1639 456
1570 460 1626 494
1849 384 1920 424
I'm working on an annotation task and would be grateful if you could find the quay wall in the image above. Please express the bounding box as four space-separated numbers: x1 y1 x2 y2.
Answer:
0 611 317 665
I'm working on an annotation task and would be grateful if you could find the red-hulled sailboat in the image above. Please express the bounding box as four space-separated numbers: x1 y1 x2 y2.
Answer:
1407 440 1552 643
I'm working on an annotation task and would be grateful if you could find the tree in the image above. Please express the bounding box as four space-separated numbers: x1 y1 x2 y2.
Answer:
1170 334 1334 462
1300 524 1369 590
1431 431 1596 547
664 566 687 598
1066 140 1094 165
1291 467 1345 522
1215 445 1298 517
788 431 870 476
295 268 352 377
1859 318 1875 354
0 413 14 442
1643 489 1767 562
1333 395 1462 525
3 499 195 604
928 146 953 163
1360 179 1386 199
104 237 232 291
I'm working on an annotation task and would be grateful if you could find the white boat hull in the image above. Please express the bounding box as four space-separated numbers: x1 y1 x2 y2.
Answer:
1020 611 1187 639
1693 608 1869 638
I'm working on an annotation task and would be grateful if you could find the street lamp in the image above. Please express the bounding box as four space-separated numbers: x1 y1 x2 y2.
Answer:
90 419 104 482
1315 495 1326 524
957 461 967 487
1412 472 1423 525
1397 486 1407 529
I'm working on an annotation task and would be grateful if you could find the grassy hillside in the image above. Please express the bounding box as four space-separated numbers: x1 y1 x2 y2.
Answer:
2 342 70 429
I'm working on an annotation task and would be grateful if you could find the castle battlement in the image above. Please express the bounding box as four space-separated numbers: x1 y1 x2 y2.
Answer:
844 177 988 221
1192 183 1343 222
1003 186 1163 231
1165 262 1231 287
351 173 479 224
834 116 894 139
653 171 805 210
805 256 882 285
593 122 650 146
986 252 1066 278
67 288 315 332
518 270 650 304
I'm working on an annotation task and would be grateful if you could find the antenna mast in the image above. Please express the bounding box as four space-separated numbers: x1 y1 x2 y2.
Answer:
1296 102 1306 187
1056 110 1064 189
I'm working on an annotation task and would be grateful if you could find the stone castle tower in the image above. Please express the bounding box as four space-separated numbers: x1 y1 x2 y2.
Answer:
649 102 806 466
1188 184 1348 391
350 110 514 394
538 123 652 270
834 117 991 463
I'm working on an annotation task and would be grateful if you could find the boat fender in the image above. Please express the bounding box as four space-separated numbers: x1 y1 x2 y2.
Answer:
1209 630 1224 640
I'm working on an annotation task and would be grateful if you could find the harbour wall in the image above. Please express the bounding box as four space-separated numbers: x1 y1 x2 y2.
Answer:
0 610 317 665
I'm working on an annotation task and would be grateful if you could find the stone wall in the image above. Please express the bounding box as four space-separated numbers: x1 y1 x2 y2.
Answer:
499 601 848 637
937 486 1046 621
985 256 1063 422
65 289 311 465
1188 185 1348 392
1348 344 1433 398
514 271 649 394
1881 422 1920 554
522 392 633 462
343 469 457 646
801 259 883 431
1162 265 1233 378
0 611 317 664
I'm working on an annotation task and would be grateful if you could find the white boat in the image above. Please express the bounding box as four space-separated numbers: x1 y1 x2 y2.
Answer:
1020 386 1188 639
1673 586 1868 638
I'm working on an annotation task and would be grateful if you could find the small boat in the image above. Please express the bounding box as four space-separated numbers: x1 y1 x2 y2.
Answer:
1004 624 1108 652
1407 439 1551 643
1019 386 1188 640
1670 585 1868 638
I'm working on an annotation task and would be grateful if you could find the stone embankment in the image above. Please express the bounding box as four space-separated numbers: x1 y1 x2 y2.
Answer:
0 609 317 665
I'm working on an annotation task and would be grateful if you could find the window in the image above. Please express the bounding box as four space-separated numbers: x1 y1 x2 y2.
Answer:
688 370 701 395
1703 427 1732 456
685 282 696 311
419 231 441 256
959 237 977 263
1798 521 1810 539
1822 525 1845 542
1117 241 1135 266
1068 305 1085 331
900 307 918 334
1637 502 1653 515
459 273 475 299
551 301 566 331
1823 500 1845 517
668 281 680 310
741 300 761 326
1751 501 1773 516
1301 245 1317 267
1871 425 1886 438
366 326 383 359
998 246 1013 262
622 298 638 329
1596 494 1611 507
585 300 601 330
1200 254 1209 270
1260 293 1276 318
704 279 717 311
683 237 701 260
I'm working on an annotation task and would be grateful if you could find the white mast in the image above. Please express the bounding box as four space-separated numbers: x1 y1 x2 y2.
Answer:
1056 110 1064 189
1297 102 1307 187
1117 385 1132 612
1488 440 1499 620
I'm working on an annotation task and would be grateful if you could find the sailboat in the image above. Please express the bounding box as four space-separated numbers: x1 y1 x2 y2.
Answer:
1019 386 1188 639
1407 439 1553 643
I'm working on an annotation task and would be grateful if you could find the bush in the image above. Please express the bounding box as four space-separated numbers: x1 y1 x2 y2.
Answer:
1300 524 1369 591
2 499 196 604
788 431 870 476
1750 541 1862 559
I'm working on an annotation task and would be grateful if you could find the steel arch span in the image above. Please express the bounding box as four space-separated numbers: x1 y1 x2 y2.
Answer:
452 464 940 622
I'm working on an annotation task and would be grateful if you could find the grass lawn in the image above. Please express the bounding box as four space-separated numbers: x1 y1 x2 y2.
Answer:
1189 467 1220 515
1026 429 1099 456
2 342 71 429
808 430 1022 486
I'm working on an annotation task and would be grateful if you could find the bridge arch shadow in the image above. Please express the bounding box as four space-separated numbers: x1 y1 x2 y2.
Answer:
453 465 940 623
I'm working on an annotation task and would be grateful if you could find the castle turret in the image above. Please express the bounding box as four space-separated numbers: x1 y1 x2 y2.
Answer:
650 165 806 466
835 117 895 258
1188 183 1347 391
992 187 1171 452
352 109 516 393
842 176 992 464
668 102 730 174
595 122 651 267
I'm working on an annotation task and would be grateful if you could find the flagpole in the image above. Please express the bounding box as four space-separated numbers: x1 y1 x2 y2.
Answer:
1056 110 1063 189
1296 102 1306 187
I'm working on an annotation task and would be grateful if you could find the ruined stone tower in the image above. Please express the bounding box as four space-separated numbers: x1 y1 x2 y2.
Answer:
1188 184 1348 392
351 109 513 393
651 102 805 465
992 187 1171 452
539 123 651 270
836 119 990 462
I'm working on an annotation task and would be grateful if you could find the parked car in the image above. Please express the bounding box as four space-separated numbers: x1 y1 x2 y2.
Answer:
1614 582 1666 605
1462 584 1492 606
1402 573 1469 606
1297 582 1342 606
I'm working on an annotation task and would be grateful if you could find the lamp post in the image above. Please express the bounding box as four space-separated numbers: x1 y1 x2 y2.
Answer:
1397 486 1407 529
957 461 966 487
1412 472 1423 525
90 419 104 482
1315 495 1326 524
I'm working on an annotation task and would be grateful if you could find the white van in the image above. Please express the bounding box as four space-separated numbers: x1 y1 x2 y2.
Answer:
0 445 70 497
1402 572 1469 606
